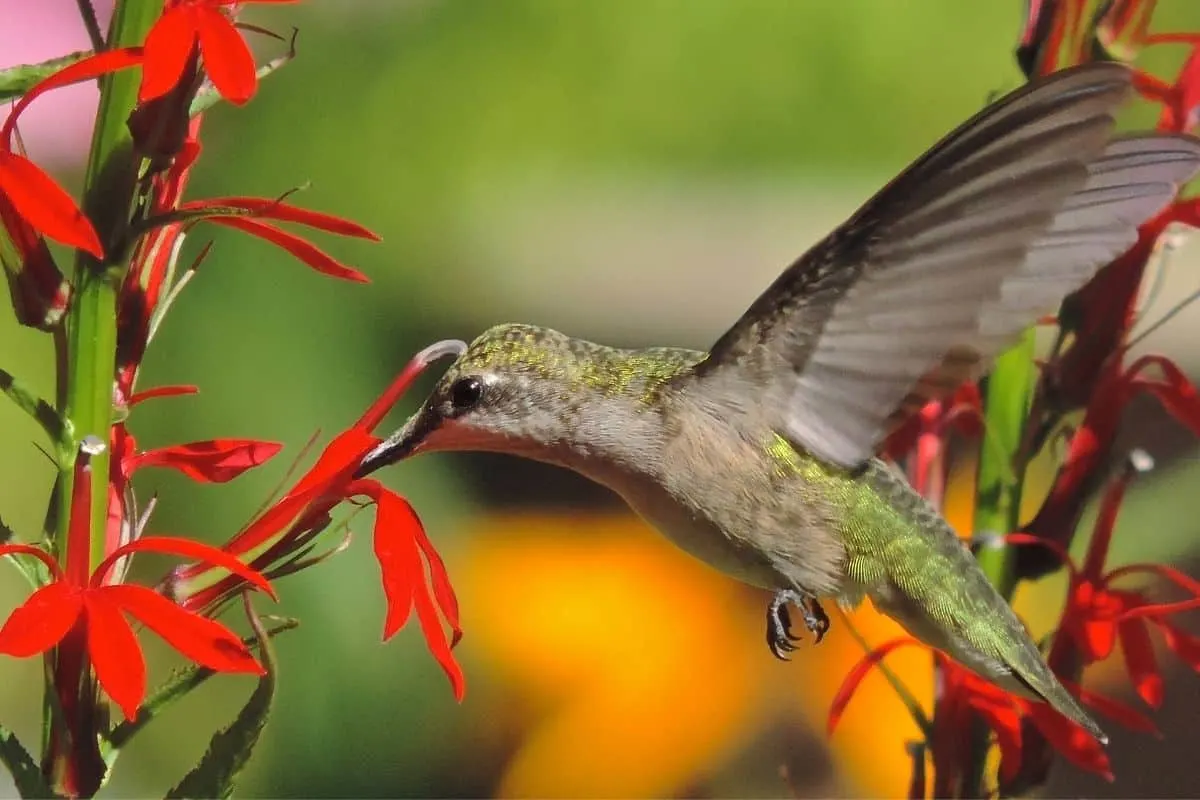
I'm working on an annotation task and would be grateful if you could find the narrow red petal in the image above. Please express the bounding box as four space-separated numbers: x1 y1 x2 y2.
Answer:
1027 703 1114 781
181 197 379 240
84 592 146 721
355 339 468 432
140 6 199 103
132 438 282 482
412 567 466 701
128 384 199 406
2 48 144 144
0 543 64 580
1129 355 1200 435
414 513 461 640
827 638 922 734
1108 560 1200 600
965 694 1023 783
370 488 418 640
1118 618 1163 707
1151 617 1200 672
102 584 263 674
195 7 258 105
207 217 369 282
0 583 81 657
0 153 102 256
96 536 276 599
1068 681 1159 735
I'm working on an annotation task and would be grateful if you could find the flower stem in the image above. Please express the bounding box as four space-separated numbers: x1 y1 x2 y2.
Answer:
46 3 161 796
964 328 1038 795
75 0 106 53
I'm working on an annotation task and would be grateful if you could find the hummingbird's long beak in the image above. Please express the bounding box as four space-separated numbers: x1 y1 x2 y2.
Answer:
353 338 468 479
355 405 442 478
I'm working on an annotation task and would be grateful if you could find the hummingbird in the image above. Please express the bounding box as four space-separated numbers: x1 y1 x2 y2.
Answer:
358 63 1200 742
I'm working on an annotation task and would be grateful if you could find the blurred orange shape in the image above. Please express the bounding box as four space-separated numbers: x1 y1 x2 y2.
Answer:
458 512 770 797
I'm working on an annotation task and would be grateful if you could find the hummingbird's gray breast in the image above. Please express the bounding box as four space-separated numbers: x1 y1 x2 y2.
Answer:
591 396 850 598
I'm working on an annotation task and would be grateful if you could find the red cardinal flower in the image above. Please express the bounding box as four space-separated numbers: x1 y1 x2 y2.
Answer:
141 0 299 106
1017 458 1200 709
169 340 468 699
0 48 142 257
829 638 1153 790
177 196 381 282
0 446 274 721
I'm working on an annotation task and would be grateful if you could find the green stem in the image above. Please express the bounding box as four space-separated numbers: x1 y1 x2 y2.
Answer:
46 3 161 795
964 328 1037 796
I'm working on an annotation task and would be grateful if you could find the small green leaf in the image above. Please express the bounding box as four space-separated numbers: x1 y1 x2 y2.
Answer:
0 52 92 103
0 368 65 445
103 617 297 757
166 598 282 799
0 721 55 799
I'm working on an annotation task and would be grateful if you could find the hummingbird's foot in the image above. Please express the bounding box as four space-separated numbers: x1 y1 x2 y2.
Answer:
799 595 830 644
766 589 828 660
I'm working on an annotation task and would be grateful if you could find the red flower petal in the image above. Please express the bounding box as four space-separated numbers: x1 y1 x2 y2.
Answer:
128 384 199 406
0 543 65 580
1027 703 1113 781
181 197 380 240
1152 617 1200 672
131 438 282 482
355 339 468 432
206 217 370 282
95 536 277 599
1069 681 1159 735
827 637 921 734
412 564 465 701
414 514 461 641
1118 618 1163 707
1128 355 1200 435
0 153 102 257
140 5 199 103
2 48 144 144
0 583 81 657
84 591 146 721
1108 561 1200 603
194 6 258 105
371 489 419 640
101 584 263 675
967 692 1023 783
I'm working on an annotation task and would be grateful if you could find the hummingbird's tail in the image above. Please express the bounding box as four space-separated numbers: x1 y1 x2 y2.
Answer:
849 462 1106 743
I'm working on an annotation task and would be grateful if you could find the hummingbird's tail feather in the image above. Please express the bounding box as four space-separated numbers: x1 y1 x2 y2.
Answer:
847 461 1107 742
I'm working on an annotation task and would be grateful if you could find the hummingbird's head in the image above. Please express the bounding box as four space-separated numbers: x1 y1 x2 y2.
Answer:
356 324 589 476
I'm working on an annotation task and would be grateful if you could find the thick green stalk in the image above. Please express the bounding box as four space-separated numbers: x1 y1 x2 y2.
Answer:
53 0 160 570
46 3 161 795
964 328 1038 796
972 329 1037 597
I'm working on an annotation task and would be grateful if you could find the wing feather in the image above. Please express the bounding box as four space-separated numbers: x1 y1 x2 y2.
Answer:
691 63 1200 467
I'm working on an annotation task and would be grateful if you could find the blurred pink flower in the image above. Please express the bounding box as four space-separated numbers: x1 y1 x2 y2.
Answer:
0 0 115 166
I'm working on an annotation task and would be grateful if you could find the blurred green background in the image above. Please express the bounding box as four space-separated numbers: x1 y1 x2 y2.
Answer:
4 0 1200 796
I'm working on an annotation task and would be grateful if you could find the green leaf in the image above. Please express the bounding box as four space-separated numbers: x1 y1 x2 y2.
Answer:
0 368 65 445
103 617 297 757
165 600 281 799
0 52 92 103
0 721 55 799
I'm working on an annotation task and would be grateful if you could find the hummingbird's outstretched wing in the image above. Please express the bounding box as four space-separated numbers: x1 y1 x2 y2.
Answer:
693 63 1200 468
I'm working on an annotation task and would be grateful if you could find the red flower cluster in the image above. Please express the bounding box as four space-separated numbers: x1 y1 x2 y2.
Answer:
829 637 1155 793
141 0 299 106
0 2 462 795
169 340 469 698
862 0 1200 795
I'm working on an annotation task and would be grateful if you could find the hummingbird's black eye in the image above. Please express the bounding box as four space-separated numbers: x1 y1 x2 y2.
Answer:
448 377 484 412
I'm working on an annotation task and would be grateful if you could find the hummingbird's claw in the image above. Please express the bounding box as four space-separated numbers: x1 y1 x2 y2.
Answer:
767 590 829 659
799 596 830 644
